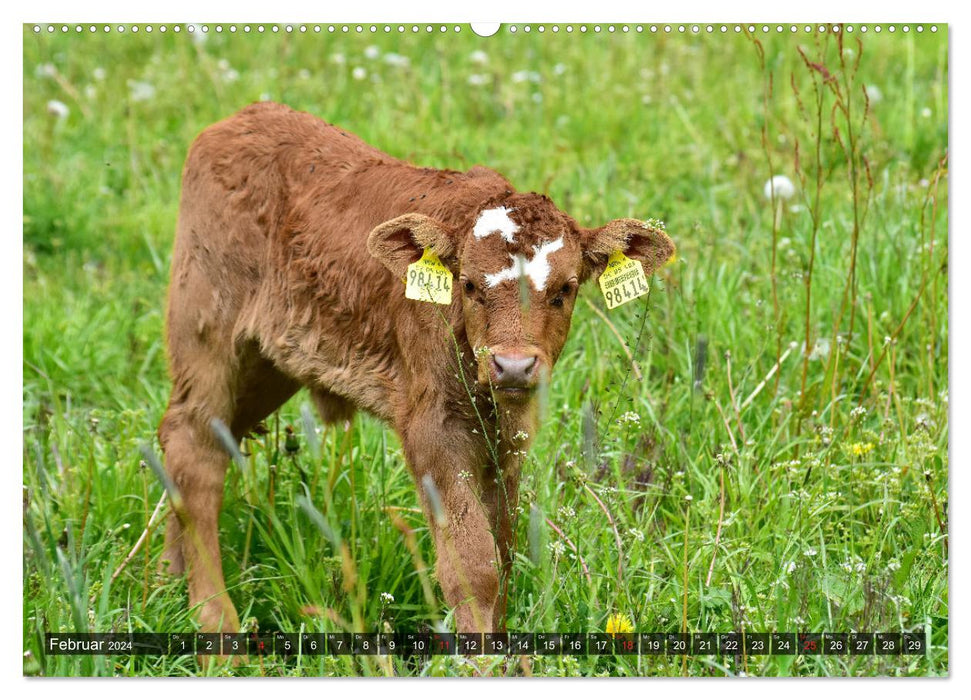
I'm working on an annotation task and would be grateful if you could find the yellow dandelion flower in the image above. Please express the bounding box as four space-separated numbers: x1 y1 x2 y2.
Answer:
849 442 875 457
606 613 634 636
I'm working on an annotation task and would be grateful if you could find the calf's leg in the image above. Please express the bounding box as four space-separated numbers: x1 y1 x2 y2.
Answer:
403 431 499 632
159 409 240 633
481 462 521 631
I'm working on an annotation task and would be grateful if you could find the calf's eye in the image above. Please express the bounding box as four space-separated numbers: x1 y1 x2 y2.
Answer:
550 282 574 308
464 279 476 294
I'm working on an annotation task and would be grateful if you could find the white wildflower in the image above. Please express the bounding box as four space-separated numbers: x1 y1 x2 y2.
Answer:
469 50 489 65
921 107 932 118
764 174 796 201
553 63 567 75
807 337 830 361
618 411 641 426
380 592 394 604
818 426 834 447
364 45 381 60
803 547 817 557
352 67 367 81
548 540 566 557
866 85 883 103
127 80 156 102
331 53 346 65
512 70 541 84
46 99 69 119
383 53 410 68
915 413 933 430
467 74 489 86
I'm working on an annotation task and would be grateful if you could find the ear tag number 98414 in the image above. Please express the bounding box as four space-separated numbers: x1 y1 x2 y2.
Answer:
405 248 453 305
599 250 649 310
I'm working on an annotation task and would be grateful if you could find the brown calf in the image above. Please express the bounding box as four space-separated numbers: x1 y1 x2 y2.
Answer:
159 102 674 634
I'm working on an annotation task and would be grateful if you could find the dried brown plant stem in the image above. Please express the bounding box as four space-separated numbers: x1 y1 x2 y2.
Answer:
545 518 593 585
45 64 91 119
858 154 945 405
921 152 947 397
750 32 784 399
713 397 739 455
111 492 168 583
681 500 691 677
582 482 625 585
725 352 746 443
858 257 946 407
142 472 150 609
821 33 872 417
792 48 826 414
706 463 726 587
924 472 948 558
741 341 798 411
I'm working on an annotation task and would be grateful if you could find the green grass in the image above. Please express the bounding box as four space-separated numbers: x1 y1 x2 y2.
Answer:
23 23 948 677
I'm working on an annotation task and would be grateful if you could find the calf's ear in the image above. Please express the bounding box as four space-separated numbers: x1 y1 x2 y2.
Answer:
367 213 457 279
580 218 675 281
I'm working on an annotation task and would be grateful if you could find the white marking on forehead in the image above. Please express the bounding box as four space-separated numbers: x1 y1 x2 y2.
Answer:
473 206 519 243
484 237 564 292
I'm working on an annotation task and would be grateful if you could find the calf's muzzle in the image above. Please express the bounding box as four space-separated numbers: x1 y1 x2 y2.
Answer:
491 351 539 390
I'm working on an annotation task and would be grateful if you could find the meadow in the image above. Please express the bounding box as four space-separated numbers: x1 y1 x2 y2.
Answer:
23 23 948 677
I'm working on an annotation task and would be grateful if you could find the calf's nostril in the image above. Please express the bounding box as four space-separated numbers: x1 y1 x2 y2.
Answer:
492 353 539 385
521 355 537 377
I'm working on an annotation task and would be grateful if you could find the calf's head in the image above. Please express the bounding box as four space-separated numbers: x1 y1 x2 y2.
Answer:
368 193 674 402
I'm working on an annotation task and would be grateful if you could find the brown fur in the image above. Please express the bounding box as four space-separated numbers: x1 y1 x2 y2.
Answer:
159 102 675 634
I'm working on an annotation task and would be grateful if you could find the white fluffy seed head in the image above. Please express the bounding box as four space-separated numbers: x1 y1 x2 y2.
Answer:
46 99 69 119
764 174 796 201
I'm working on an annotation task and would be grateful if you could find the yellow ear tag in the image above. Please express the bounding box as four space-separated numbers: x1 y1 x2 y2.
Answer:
598 250 649 310
405 249 453 305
